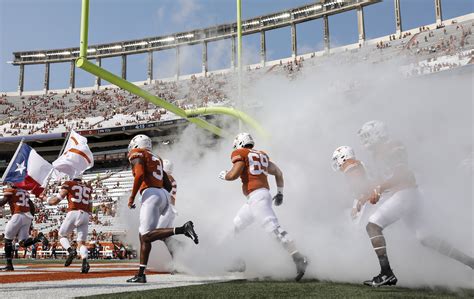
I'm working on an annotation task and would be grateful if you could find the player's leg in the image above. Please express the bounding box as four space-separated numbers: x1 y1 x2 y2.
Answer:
233 202 254 234
416 232 474 269
251 189 308 281
404 190 474 269
157 205 183 258
17 215 33 249
363 190 412 287
2 214 22 271
59 211 78 266
77 212 90 274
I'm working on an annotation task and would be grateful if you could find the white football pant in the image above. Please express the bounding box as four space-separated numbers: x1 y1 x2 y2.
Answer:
368 187 422 229
139 187 170 235
233 188 280 233
59 210 90 242
4 212 33 241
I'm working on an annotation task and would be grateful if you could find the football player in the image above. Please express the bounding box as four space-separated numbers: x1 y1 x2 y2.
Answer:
47 174 92 274
219 133 308 281
331 146 372 221
0 183 48 271
355 120 474 287
126 135 199 283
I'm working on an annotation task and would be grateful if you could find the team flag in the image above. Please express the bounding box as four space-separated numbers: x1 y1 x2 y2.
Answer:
52 130 94 178
1 142 54 196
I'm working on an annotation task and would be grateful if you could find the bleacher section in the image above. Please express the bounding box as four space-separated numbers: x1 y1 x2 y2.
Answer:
1 18 472 138
0 168 133 237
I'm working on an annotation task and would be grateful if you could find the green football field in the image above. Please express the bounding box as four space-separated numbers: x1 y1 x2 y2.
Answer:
85 279 474 298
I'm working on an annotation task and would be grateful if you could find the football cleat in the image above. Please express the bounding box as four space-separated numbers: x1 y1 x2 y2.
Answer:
81 261 90 274
294 255 308 282
126 274 147 283
363 272 398 287
64 249 77 267
183 221 199 244
0 265 14 272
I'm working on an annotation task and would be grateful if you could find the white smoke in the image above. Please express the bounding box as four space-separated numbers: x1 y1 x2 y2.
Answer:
117 56 474 290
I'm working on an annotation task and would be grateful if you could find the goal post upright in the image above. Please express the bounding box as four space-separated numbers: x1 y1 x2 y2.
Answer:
75 0 268 140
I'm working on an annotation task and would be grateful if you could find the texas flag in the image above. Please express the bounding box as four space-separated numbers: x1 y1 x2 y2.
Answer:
53 130 94 178
2 143 54 196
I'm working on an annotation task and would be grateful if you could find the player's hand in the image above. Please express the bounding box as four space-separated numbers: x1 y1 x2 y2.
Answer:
218 170 228 180
128 197 136 209
273 192 283 206
368 187 381 205
38 192 47 202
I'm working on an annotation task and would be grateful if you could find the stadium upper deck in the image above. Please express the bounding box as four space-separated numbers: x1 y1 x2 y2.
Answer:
0 15 472 140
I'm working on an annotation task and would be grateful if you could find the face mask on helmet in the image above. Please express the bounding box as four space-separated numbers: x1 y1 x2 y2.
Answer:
358 120 387 149
332 146 355 171
233 133 255 150
128 135 152 152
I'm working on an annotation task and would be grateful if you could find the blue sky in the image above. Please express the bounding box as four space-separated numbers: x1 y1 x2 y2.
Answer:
0 0 472 92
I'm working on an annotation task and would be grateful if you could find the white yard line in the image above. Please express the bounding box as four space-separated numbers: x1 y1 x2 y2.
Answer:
0 273 243 298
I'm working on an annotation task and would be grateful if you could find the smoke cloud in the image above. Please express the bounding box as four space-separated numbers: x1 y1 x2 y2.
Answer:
119 53 472 289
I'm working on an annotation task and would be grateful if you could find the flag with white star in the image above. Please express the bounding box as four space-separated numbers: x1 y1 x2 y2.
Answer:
2 143 54 196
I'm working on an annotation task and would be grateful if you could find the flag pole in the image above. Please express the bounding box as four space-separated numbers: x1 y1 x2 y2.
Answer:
58 130 73 157
0 138 25 183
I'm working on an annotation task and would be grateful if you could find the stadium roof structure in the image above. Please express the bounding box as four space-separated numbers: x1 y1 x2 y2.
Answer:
12 0 381 65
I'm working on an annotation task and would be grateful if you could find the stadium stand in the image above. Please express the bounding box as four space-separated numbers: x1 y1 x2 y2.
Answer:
0 19 472 138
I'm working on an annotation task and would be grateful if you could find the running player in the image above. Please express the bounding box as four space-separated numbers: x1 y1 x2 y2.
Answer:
219 133 308 281
126 135 198 283
47 174 92 274
353 120 474 287
0 183 48 271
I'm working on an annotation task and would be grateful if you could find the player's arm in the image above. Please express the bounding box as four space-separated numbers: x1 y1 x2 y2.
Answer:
128 157 145 208
368 147 414 204
223 161 245 181
47 188 68 205
379 164 413 192
268 161 284 206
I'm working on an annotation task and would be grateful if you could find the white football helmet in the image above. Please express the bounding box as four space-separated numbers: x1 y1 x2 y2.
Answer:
128 134 152 152
332 146 356 171
358 120 388 149
163 159 173 175
72 172 83 180
233 132 255 149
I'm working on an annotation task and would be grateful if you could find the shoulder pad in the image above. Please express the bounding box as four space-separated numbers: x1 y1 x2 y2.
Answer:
128 148 145 161
231 148 248 163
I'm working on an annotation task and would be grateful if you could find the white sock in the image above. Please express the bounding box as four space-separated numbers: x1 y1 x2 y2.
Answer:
79 245 88 259
60 237 71 252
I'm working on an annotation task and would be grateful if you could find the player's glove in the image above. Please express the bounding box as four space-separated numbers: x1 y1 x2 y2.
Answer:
273 192 283 206
218 170 228 180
